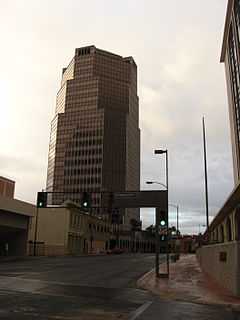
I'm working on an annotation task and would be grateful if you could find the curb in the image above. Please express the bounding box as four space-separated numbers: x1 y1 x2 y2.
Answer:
137 268 155 284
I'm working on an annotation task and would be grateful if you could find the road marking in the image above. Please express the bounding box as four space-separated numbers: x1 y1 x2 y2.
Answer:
128 301 152 320
137 268 154 283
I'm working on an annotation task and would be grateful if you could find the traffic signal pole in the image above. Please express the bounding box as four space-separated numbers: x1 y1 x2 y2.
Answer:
33 206 39 256
155 207 160 277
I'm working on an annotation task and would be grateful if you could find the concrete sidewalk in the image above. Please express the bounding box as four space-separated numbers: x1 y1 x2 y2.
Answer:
130 299 240 320
138 254 240 308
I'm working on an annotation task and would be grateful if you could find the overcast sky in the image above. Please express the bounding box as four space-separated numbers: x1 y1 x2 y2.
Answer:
0 0 233 234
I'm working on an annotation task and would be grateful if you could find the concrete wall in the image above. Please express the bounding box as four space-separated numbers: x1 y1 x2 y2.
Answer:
197 241 240 296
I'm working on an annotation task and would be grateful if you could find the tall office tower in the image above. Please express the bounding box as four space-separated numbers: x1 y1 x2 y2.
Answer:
221 0 240 185
46 45 140 227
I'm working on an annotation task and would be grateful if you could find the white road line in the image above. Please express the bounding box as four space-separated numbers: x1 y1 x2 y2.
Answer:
128 301 152 320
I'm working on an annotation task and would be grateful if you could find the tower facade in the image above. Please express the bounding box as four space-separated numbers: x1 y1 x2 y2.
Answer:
46 46 140 226
221 0 240 184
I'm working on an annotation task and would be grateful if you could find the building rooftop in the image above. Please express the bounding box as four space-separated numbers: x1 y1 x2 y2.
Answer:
74 45 137 66
0 176 15 184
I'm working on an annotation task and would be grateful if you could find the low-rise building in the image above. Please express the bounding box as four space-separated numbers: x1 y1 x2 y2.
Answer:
0 194 35 256
28 202 155 256
0 192 155 257
28 203 111 256
0 176 15 199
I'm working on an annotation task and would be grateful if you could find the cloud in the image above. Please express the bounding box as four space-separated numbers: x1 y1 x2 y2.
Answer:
0 0 233 234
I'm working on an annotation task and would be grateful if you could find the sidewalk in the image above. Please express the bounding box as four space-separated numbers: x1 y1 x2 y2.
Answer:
137 254 240 309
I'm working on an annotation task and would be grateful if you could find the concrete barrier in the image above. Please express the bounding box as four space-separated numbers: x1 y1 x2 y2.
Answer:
197 241 240 296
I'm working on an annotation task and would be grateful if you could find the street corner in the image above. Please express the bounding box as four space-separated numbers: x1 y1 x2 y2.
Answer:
136 266 178 301
137 253 240 309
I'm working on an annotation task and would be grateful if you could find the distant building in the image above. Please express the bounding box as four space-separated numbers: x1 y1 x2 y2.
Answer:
46 45 140 228
221 0 240 184
0 176 15 198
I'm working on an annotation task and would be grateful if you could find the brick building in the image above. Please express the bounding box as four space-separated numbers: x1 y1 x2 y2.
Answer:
0 176 15 198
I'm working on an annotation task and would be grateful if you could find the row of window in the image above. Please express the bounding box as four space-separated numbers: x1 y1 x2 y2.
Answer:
64 167 101 176
64 158 102 167
65 148 102 158
70 139 102 147
64 176 101 185
89 223 110 233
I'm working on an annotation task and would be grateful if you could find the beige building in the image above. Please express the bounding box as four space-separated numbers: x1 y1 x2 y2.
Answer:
197 0 240 296
29 202 155 256
0 193 154 257
221 0 240 184
29 203 112 256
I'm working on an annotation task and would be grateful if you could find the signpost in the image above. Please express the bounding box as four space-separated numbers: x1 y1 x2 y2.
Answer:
113 190 167 209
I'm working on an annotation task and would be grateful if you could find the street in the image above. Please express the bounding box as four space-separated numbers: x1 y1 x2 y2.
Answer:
0 254 239 319
0 254 155 319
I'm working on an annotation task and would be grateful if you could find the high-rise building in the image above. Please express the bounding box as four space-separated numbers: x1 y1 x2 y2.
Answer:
221 0 240 185
46 45 140 227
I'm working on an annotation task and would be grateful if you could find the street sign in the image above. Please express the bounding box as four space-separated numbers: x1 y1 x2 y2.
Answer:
113 190 167 209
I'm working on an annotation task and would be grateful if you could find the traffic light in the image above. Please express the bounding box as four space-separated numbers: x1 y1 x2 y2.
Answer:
159 210 167 227
37 192 47 208
81 192 91 209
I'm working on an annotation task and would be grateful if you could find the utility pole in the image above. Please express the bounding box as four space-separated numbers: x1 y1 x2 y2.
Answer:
202 117 209 230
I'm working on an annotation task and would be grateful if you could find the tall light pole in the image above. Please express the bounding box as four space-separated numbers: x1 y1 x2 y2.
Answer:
202 117 209 230
154 149 169 277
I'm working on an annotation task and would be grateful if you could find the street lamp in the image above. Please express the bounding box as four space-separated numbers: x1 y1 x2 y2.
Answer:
154 149 168 189
146 181 167 189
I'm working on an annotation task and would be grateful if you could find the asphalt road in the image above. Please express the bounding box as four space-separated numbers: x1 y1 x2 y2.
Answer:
0 254 239 320
0 254 155 319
